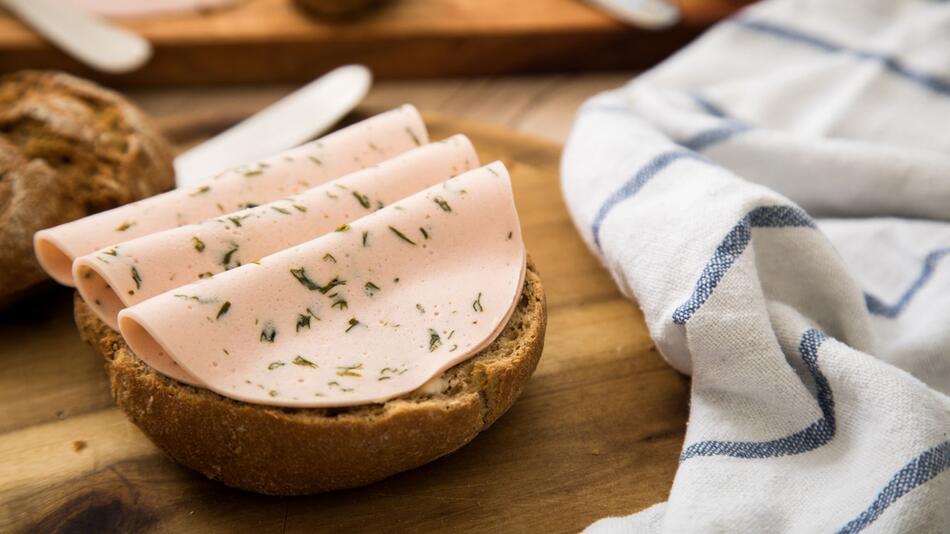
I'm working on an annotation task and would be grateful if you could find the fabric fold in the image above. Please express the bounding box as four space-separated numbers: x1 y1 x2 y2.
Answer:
562 0 950 531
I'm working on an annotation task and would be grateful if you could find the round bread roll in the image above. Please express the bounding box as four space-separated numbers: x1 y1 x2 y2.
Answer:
75 262 546 495
0 71 174 304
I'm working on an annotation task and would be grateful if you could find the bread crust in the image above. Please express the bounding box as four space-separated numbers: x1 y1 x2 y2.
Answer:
75 263 545 495
0 70 174 304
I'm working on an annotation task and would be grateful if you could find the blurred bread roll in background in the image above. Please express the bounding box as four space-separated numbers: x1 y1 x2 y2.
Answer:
294 0 393 20
0 71 174 304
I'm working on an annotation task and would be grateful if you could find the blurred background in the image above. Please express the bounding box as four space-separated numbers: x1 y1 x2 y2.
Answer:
0 0 751 145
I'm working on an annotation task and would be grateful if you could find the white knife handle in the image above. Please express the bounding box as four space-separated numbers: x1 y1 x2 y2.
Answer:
173 65 373 188
2 0 151 73
587 0 680 30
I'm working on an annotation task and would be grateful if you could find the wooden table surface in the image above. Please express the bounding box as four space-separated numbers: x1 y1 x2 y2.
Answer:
0 76 691 533
133 74 632 146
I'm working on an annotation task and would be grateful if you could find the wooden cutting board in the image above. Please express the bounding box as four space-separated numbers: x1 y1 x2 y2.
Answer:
0 111 689 533
0 0 748 86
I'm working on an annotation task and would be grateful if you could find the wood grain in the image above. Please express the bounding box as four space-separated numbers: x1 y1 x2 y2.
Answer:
0 111 689 533
129 74 632 147
0 0 747 86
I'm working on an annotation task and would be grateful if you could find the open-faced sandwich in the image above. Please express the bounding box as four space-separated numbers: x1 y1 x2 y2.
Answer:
35 105 546 495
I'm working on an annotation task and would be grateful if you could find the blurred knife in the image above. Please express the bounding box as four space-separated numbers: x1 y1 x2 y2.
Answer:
1 0 151 73
586 0 680 29
173 65 372 188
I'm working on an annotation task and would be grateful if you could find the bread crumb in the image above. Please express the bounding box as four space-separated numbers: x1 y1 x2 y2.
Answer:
72 440 87 452
416 376 448 396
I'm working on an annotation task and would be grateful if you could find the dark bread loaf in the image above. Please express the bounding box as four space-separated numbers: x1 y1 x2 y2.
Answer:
75 261 546 495
0 70 174 303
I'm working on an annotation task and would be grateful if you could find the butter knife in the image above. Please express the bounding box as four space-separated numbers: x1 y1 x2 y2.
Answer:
586 0 680 29
173 64 372 188
1 0 151 73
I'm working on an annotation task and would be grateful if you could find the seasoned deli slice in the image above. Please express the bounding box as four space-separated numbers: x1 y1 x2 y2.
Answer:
118 162 526 406
34 105 427 286
72 136 478 332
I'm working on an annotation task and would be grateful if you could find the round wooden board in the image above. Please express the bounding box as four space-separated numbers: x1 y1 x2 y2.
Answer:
0 112 689 533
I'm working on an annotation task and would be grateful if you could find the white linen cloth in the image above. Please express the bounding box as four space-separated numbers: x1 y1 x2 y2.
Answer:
561 0 950 531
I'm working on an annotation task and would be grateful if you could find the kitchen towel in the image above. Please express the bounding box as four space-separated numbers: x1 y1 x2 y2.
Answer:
561 0 950 531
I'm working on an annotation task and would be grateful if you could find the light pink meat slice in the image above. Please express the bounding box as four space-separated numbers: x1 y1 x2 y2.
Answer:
118 162 526 406
35 105 427 286
73 135 477 334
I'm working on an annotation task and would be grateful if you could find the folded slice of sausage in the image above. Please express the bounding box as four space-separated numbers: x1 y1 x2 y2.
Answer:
118 162 526 406
73 135 478 333
35 105 427 286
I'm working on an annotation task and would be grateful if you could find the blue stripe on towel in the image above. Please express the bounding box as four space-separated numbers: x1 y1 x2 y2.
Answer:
672 205 816 325
584 95 752 152
864 247 950 318
733 17 950 96
836 440 950 534
690 93 731 119
591 150 707 250
682 93 752 151
680 123 752 152
680 328 834 461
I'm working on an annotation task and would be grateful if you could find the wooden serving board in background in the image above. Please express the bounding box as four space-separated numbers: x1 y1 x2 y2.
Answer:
0 112 689 533
0 0 748 86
